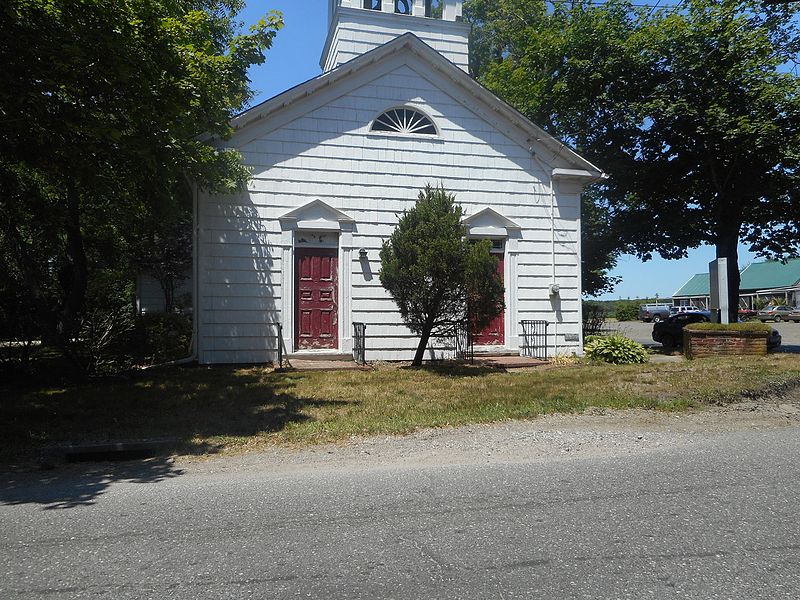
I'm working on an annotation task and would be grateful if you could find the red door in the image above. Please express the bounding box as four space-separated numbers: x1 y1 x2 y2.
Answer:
295 248 338 350
473 253 505 345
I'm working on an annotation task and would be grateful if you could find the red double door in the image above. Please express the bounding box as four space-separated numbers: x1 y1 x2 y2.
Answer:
473 253 505 345
295 248 338 350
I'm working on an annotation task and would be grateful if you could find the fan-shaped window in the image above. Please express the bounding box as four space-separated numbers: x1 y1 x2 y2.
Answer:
371 108 437 135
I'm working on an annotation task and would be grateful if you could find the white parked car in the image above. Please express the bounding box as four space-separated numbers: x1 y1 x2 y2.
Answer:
669 305 702 315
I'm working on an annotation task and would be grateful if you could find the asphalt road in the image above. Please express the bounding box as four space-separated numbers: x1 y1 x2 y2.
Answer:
3 427 800 599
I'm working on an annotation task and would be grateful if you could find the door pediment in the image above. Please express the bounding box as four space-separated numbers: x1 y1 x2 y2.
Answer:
280 200 355 231
463 207 521 237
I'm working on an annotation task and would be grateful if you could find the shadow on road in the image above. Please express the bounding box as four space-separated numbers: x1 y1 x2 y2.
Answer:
0 456 185 510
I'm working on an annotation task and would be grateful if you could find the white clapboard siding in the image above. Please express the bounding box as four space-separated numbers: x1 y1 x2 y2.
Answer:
324 10 470 73
202 309 287 325
202 350 275 364
197 59 587 363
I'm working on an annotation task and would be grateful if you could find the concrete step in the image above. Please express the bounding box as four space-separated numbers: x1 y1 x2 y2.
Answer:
471 349 520 357
286 352 354 362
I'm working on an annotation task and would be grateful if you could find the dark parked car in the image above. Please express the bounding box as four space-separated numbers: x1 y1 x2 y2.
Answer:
756 305 795 322
652 311 710 351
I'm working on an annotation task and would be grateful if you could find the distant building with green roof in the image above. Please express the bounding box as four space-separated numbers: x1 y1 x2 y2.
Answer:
673 258 800 308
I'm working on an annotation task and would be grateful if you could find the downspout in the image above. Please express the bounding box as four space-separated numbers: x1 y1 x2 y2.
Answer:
549 172 558 357
189 180 200 363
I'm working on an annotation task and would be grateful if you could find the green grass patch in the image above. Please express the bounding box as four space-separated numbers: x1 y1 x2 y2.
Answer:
3 354 800 463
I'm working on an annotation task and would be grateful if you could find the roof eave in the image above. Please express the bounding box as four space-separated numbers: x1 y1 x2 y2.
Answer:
230 37 407 134
228 33 603 175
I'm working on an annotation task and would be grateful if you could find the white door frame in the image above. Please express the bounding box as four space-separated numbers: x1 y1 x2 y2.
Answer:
278 200 355 354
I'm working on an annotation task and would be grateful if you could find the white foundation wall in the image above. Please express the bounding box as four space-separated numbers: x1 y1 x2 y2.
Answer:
197 59 582 364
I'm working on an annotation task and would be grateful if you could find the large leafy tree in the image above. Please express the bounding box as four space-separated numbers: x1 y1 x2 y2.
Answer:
380 185 504 366
625 0 800 320
0 0 283 365
467 0 800 317
467 0 646 296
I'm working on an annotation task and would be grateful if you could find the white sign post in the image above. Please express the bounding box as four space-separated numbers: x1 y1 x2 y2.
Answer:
709 258 730 324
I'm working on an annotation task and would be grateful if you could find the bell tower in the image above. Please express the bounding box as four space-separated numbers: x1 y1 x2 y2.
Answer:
321 1 470 73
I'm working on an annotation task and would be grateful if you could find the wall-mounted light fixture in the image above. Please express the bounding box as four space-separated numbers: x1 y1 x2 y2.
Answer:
548 283 560 296
359 248 368 260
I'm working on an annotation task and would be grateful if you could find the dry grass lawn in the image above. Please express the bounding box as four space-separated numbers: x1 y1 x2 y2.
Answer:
3 353 800 463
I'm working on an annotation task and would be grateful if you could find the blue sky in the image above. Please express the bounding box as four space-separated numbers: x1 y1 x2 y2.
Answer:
239 1 758 301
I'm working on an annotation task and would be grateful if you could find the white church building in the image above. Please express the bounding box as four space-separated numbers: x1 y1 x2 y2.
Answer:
191 0 604 364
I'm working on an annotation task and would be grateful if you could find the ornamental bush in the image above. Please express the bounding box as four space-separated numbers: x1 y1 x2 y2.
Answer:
584 334 649 365
129 313 193 365
613 300 640 321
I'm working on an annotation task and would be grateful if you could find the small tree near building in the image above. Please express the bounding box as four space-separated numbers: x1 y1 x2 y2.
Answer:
379 185 504 366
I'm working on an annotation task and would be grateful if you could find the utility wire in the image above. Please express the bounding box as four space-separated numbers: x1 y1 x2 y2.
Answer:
644 0 664 19
545 0 684 8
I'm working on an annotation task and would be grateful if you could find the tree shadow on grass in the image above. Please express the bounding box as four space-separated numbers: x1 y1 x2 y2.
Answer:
0 364 360 504
404 361 505 377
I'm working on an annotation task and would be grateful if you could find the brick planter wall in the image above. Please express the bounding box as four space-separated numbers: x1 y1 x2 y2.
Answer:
684 329 769 359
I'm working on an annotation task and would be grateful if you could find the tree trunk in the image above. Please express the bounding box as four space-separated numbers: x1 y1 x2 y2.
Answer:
412 320 435 367
60 184 88 338
159 275 175 314
716 229 740 324
51 184 89 374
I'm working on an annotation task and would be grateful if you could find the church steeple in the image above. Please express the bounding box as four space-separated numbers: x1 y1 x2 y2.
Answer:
322 1 470 73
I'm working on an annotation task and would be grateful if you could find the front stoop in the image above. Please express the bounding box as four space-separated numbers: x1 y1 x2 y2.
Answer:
472 348 519 358
286 352 354 362
284 352 369 371
473 355 548 369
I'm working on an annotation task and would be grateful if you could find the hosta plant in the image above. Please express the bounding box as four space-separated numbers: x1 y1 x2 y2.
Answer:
584 334 649 365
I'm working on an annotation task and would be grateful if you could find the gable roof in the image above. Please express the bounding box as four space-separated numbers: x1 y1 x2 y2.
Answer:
229 33 604 179
279 199 355 230
673 258 800 298
463 207 522 232
740 258 800 291
673 273 710 298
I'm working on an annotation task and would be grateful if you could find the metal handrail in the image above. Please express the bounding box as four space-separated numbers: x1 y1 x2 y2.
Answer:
520 320 549 359
353 322 367 364
453 320 474 363
276 323 283 367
